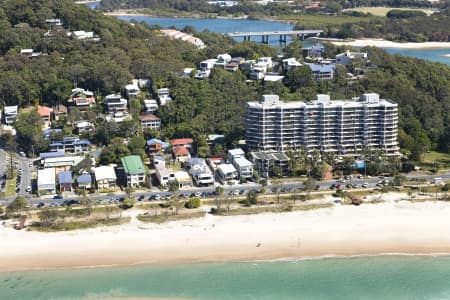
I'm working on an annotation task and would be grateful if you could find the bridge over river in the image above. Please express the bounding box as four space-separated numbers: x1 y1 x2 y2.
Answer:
226 30 323 44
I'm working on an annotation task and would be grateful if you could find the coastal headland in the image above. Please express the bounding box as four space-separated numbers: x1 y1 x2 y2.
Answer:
2 200 450 273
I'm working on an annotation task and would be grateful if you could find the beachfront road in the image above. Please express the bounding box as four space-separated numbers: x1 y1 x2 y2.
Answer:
1 171 449 208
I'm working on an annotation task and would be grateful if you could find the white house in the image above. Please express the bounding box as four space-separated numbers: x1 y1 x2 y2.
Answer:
94 166 117 190
282 57 302 71
228 148 253 179
104 94 128 113
174 171 193 189
38 168 56 195
3 106 18 125
336 50 368 65
144 99 158 113
216 163 238 184
155 163 176 186
125 80 140 98
157 88 171 106
138 113 161 130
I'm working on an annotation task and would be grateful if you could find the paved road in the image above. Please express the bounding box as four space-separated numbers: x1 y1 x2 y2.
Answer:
0 148 35 199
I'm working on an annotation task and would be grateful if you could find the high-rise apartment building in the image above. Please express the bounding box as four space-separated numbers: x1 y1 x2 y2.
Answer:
246 94 399 156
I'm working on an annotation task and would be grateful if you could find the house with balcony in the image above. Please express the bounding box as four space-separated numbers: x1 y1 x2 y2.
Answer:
157 88 171 106
216 163 238 184
188 158 214 186
94 166 117 190
228 148 253 179
125 80 140 98
305 63 335 80
3 105 18 125
335 50 368 65
155 163 176 187
251 152 291 178
69 88 96 110
104 94 128 114
146 138 169 155
138 113 161 130
121 155 146 187
170 138 194 149
144 99 158 113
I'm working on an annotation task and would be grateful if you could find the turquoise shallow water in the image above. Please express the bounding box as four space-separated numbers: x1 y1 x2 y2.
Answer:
116 16 450 65
2 256 450 299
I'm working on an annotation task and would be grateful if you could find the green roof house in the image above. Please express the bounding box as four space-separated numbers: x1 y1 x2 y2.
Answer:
121 155 146 187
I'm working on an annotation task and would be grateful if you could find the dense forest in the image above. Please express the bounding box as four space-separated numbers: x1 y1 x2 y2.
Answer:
0 0 449 159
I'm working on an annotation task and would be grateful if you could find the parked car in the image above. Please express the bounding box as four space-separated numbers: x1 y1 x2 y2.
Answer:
138 195 145 201
53 195 63 200
37 202 45 208
362 182 369 188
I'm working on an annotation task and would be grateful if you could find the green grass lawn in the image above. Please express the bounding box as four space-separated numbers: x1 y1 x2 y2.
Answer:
423 151 450 163
4 173 17 198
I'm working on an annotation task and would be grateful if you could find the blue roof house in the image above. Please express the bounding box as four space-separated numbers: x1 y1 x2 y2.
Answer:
58 171 73 192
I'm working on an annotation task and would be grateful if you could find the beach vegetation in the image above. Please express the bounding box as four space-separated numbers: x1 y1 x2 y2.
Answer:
6 196 28 214
212 203 333 216
137 211 205 223
120 197 135 209
185 197 201 209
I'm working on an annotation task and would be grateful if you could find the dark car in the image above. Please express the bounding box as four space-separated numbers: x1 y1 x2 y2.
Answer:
53 195 63 200
37 202 45 208
138 195 145 201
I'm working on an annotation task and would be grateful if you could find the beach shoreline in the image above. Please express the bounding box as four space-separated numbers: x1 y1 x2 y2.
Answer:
313 38 450 49
3 200 450 273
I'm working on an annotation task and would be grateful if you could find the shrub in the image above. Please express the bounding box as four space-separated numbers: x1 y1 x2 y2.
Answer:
185 197 201 209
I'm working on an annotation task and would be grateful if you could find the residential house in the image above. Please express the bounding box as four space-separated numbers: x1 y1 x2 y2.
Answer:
305 63 335 80
143 99 158 113
228 148 253 179
52 104 68 120
157 88 171 106
45 18 63 26
170 138 194 150
188 158 214 186
58 171 73 192
69 88 96 110
94 166 117 190
174 171 193 188
76 121 95 134
104 94 128 113
336 50 368 65
181 68 195 78
3 105 18 125
68 30 94 40
146 138 169 155
155 163 176 186
138 113 161 130
207 1 238 7
215 53 232 67
49 137 90 154
282 58 302 71
38 168 56 195
216 163 238 184
257 57 273 70
196 59 217 79
251 152 291 178
20 49 41 58
125 80 140 98
263 73 284 83
77 174 92 190
173 146 191 163
40 151 66 161
121 155 146 187
206 134 225 146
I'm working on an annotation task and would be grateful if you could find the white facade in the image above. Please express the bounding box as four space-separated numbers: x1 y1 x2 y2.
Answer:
246 94 399 156
38 168 56 194
157 88 171 106
144 99 158 113
155 163 176 186
94 166 117 190
104 94 128 113
4 105 18 125
216 163 238 184
336 50 368 65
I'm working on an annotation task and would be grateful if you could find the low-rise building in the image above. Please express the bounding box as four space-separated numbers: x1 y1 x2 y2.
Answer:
125 80 140 98
147 138 169 155
77 174 92 190
155 163 176 186
42 155 84 171
251 152 290 178
336 50 368 65
174 171 193 189
173 146 191 163
306 63 335 80
38 168 56 195
52 104 68 120
58 171 73 192
160 29 205 49
170 138 194 149
94 166 117 190
3 105 18 125
157 88 171 106
143 99 158 113
282 57 302 71
216 163 238 184
76 121 95 134
233 157 253 179
121 155 146 187
104 94 128 113
138 113 161 130
188 158 214 186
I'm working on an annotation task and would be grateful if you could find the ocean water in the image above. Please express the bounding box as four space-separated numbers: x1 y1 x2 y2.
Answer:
116 16 450 65
2 255 450 299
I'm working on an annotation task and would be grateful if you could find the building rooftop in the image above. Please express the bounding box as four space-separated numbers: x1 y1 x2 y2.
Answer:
173 146 190 156
174 170 191 182
58 171 73 184
217 163 237 174
121 155 146 175
228 148 245 157
147 138 169 148
77 174 92 184
233 156 253 168
94 166 117 181
40 151 66 160
138 113 160 121
38 106 51 117
38 168 56 186
170 138 194 146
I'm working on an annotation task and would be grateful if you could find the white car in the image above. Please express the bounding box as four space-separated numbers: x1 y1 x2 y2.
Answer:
25 186 31 192
362 183 369 188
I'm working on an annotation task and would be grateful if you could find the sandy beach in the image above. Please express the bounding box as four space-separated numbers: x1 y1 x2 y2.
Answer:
326 38 450 49
2 199 450 272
